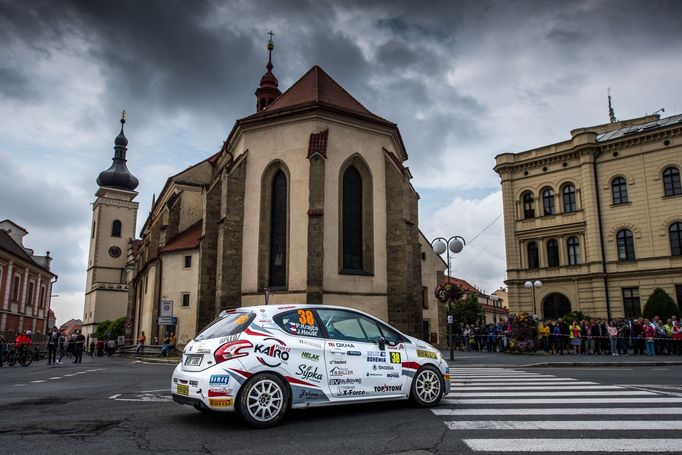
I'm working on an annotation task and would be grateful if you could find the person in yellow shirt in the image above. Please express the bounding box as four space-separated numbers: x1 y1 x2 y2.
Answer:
539 321 550 354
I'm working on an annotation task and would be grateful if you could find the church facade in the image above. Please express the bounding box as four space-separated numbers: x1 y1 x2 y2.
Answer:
127 43 446 345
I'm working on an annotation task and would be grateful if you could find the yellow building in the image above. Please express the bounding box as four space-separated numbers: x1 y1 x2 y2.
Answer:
495 113 682 320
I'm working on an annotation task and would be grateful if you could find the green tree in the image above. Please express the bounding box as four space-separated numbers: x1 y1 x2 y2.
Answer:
449 292 482 325
643 288 681 320
562 311 590 324
95 317 127 340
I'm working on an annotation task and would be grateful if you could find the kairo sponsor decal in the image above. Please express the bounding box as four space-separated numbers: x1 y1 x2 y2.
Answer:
374 384 403 392
296 365 323 382
254 338 291 367
329 378 362 385
338 387 367 397
209 375 230 385
298 389 323 401
301 351 320 362
208 387 233 397
328 342 355 348
416 349 437 359
390 352 401 364
372 364 395 371
329 366 353 376
367 351 387 363
209 398 233 407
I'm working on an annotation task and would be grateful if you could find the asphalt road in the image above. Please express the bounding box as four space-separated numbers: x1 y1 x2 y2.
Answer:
1 356 681 454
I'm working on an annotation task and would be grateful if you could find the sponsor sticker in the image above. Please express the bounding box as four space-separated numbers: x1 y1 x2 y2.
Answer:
209 375 230 385
372 364 395 371
298 389 323 401
329 359 347 365
329 366 353 376
296 365 323 382
219 334 239 344
390 352 401 364
299 339 323 349
374 384 403 392
367 350 387 363
416 349 437 359
254 338 291 367
301 351 320 362
329 378 362 385
366 372 383 377
386 372 400 378
209 398 233 407
208 387 233 397
338 387 367 397
328 342 355 348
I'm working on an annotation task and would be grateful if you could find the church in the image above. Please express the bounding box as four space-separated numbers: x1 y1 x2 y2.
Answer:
84 38 447 346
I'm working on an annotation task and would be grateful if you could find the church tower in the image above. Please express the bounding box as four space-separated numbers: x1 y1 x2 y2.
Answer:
254 32 281 112
82 113 139 339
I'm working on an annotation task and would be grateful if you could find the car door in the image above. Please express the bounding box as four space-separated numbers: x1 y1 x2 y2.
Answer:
318 308 405 399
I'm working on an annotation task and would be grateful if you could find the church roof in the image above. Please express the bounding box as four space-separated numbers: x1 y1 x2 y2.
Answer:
160 220 203 253
241 65 394 127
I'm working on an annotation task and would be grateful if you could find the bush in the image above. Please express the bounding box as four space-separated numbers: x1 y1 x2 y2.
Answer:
95 317 127 340
643 288 681 320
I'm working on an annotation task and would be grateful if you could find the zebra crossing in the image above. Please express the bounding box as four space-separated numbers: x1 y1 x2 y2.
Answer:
434 367 682 452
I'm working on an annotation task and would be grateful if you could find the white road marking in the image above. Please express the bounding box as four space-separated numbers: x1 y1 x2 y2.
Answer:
30 380 46 383
449 378 577 382
450 381 595 386
450 385 623 391
463 439 682 452
433 407 682 416
451 390 657 397
109 394 122 399
446 420 682 430
48 377 61 380
63 374 77 377
443 397 682 404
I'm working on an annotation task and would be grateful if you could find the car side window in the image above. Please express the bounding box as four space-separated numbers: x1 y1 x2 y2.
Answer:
273 309 323 338
316 309 383 343
378 323 404 344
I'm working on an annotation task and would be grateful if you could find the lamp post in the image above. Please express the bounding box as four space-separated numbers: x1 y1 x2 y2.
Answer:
524 280 543 317
432 235 466 360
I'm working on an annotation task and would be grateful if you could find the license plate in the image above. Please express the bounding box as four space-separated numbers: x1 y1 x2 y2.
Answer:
177 384 189 396
184 355 202 366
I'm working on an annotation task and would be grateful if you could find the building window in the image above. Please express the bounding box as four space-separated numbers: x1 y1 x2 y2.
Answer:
27 282 34 306
676 285 682 309
547 239 560 267
184 255 192 268
567 236 580 265
342 165 363 270
611 177 629 204
541 188 555 216
562 184 576 213
527 242 539 269
269 170 288 287
522 192 535 219
421 252 426 261
670 222 682 257
422 286 428 309
663 166 682 196
12 275 20 301
91 221 96 239
622 287 641 319
39 285 46 308
616 229 636 261
111 220 122 237
182 293 190 307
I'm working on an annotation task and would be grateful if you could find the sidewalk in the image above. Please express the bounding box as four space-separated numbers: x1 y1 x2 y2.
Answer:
440 349 682 368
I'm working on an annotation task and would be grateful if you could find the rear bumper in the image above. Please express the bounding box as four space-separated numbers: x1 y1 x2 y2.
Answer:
172 393 210 410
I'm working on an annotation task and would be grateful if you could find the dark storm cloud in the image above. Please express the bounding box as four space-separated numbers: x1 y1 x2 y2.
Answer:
0 66 31 99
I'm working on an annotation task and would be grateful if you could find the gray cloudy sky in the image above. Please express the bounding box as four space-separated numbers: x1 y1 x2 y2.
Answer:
1 0 681 324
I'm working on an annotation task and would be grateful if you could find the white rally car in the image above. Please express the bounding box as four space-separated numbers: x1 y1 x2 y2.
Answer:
172 304 449 427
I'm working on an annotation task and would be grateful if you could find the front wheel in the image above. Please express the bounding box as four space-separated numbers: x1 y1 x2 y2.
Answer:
19 351 33 367
237 373 289 428
410 365 444 407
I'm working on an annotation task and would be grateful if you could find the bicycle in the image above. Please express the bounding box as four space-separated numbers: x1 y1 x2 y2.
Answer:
7 346 33 367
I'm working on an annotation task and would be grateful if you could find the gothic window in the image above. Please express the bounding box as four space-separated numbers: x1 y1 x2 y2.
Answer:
663 166 682 196
527 242 539 269
522 192 535 219
611 177 629 204
547 239 560 267
542 188 555 216
269 170 287 287
342 166 363 270
562 184 576 213
669 222 682 256
567 236 580 265
111 220 122 237
616 229 635 261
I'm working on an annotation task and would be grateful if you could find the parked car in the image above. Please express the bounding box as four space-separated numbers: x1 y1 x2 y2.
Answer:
171 304 449 427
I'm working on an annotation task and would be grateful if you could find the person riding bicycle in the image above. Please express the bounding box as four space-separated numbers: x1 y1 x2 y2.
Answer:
15 331 33 349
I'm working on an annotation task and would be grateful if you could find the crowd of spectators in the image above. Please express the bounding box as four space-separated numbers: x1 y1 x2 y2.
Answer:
449 315 682 355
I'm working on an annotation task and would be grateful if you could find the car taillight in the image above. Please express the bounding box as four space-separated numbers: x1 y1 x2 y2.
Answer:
214 339 252 364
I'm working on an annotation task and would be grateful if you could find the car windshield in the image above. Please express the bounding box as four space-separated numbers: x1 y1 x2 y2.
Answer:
194 312 255 341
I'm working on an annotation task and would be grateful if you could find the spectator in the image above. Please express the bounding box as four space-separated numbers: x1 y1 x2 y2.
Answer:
607 321 618 356
134 331 146 356
74 330 85 363
0 335 6 368
57 332 66 364
46 326 59 365
539 321 550 354
107 338 116 357
570 321 582 355
168 332 177 355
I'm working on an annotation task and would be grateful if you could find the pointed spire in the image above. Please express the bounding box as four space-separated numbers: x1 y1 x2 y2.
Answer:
608 87 617 123
97 111 139 191
255 31 282 112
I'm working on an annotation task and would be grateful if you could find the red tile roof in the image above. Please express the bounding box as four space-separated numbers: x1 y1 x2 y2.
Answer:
444 276 478 294
160 220 203 253
307 129 328 158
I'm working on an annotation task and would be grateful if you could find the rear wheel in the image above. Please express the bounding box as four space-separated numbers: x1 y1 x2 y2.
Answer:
20 351 33 367
410 365 444 407
237 373 289 428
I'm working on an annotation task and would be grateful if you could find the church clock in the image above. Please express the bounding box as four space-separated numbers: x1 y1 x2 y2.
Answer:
108 246 122 258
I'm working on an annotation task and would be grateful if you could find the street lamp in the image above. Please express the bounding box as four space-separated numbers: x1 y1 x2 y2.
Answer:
524 280 543 316
432 235 466 360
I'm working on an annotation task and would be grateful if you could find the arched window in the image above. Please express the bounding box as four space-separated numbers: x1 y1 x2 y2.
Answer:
547 239 559 267
522 192 535 219
342 166 363 270
616 229 635 261
663 166 682 196
669 222 682 256
567 236 580 265
269 170 288 287
111 220 122 237
527 242 539 269
611 177 629 204
562 184 576 213
542 188 555 216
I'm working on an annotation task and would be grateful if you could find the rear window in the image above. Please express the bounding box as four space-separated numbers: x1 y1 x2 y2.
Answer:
195 312 255 341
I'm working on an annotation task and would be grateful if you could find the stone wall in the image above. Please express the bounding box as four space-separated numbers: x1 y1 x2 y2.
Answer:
197 180 221 332
306 154 325 304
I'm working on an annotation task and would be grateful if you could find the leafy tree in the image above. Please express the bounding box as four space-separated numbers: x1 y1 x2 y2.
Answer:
643 288 681 320
562 311 590 324
449 292 482 326
95 317 127 340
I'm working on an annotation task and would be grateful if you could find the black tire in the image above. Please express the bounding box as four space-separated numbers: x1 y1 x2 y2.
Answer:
410 365 444 407
237 373 289 428
20 351 33 367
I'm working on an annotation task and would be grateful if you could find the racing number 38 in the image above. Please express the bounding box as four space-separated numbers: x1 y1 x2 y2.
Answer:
297 309 315 325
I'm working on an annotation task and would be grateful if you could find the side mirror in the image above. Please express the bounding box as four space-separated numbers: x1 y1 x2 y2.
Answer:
378 336 386 351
